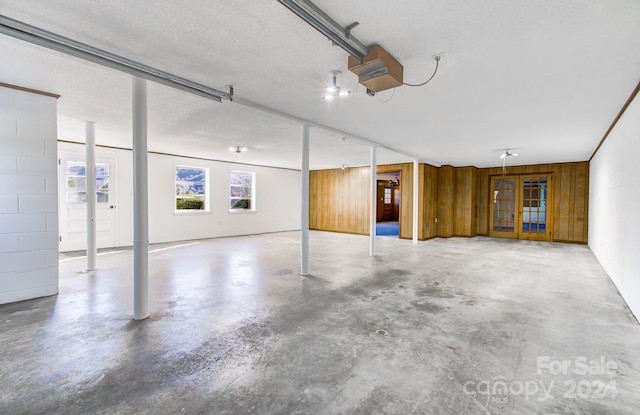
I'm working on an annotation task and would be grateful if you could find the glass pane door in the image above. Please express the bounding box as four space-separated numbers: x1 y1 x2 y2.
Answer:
519 176 550 240
58 154 118 252
490 176 518 238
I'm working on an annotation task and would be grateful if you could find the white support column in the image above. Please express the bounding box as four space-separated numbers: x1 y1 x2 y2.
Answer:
301 125 310 276
132 77 149 320
413 160 419 244
369 146 377 256
85 121 97 270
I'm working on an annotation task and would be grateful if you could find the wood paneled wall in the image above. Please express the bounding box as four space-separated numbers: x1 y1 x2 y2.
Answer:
436 166 455 237
420 164 438 239
454 167 478 237
555 163 589 243
434 166 479 238
309 161 589 244
476 162 589 243
309 163 414 238
309 167 369 234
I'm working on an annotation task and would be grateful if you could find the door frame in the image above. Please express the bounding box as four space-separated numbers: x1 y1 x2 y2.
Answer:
489 175 519 239
488 173 554 241
58 151 119 251
375 170 402 237
518 174 553 241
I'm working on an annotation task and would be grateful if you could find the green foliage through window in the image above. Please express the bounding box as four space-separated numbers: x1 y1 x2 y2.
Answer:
176 198 204 210
231 198 250 209
176 166 207 210
230 171 254 210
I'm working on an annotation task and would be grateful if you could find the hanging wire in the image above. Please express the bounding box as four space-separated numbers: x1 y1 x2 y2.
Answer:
403 56 440 87
377 87 396 102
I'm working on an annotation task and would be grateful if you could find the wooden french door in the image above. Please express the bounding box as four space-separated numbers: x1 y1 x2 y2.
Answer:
489 174 553 241
490 176 518 238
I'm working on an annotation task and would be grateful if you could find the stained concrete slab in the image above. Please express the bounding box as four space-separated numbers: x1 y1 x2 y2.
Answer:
1 232 639 414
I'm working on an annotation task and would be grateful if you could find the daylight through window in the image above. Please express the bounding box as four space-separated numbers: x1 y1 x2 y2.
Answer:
66 161 110 203
175 166 207 211
230 171 255 211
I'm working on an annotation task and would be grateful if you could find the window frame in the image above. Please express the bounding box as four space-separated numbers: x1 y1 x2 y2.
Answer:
229 170 256 213
65 160 111 204
175 165 209 213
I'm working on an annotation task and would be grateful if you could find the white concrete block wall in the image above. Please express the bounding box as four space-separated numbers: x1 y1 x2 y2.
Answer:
0 195 19 213
0 155 17 174
0 86 59 304
589 90 640 320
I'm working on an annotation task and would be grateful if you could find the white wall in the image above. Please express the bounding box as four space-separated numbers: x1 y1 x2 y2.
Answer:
589 91 640 320
0 86 59 304
58 142 301 248
148 152 301 243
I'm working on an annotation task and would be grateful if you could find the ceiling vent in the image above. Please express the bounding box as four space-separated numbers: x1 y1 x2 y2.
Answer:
348 44 403 93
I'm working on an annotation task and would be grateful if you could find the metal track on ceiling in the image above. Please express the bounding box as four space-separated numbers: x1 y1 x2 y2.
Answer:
0 12 429 163
277 0 368 61
0 14 231 103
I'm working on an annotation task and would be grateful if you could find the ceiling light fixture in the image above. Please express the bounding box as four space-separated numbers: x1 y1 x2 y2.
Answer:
500 150 519 159
229 146 247 154
500 150 519 175
323 70 350 100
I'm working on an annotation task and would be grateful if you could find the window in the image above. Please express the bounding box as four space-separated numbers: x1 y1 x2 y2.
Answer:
66 161 110 203
230 171 255 211
175 166 208 211
523 179 547 209
384 187 392 204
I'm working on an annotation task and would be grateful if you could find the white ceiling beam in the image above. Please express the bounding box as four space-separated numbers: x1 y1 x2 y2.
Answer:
233 96 430 164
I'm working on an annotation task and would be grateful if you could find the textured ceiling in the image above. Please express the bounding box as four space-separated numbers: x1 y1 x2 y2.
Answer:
1 0 639 170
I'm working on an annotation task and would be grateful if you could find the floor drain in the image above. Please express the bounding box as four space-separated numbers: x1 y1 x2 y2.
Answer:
375 329 389 336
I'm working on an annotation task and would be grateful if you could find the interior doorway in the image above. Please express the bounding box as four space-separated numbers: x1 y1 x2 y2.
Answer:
489 174 553 241
376 171 401 237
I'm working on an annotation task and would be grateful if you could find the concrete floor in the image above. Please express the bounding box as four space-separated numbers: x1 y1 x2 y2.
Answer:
1 232 639 415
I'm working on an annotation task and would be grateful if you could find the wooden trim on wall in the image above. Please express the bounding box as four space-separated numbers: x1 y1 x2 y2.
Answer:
58 139 300 171
590 80 640 161
0 82 60 99
551 239 588 245
308 228 368 237
58 139 130 152
487 171 555 179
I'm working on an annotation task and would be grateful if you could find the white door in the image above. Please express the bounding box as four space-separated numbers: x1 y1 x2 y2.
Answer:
58 152 118 252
